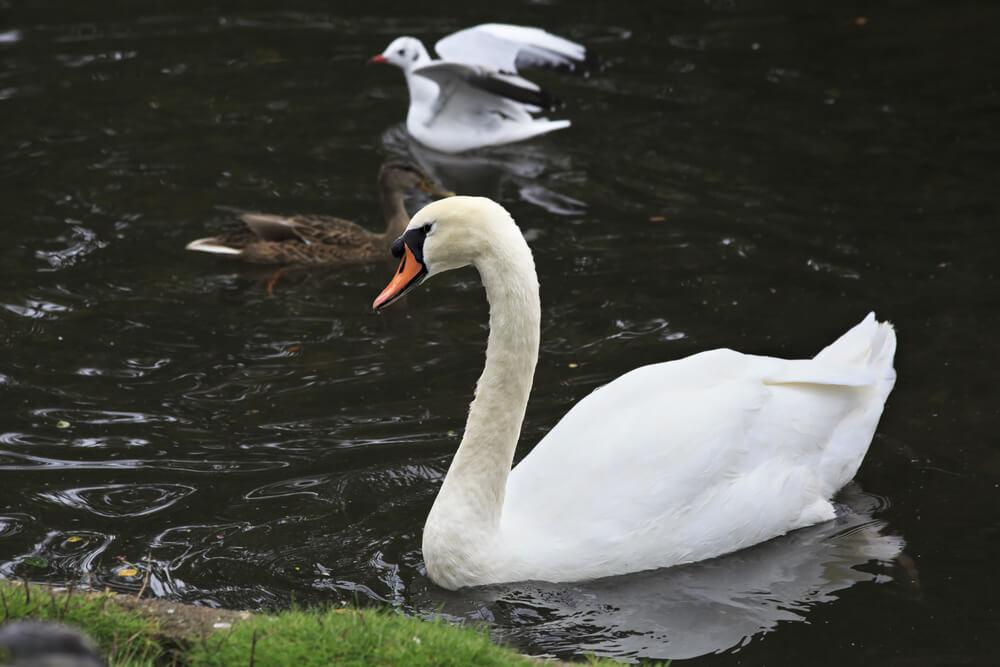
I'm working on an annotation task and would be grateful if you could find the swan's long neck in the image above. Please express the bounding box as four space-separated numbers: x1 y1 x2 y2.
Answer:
424 226 540 573
377 181 409 241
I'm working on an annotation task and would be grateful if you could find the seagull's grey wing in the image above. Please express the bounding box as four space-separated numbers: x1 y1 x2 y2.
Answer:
414 61 554 115
435 23 587 74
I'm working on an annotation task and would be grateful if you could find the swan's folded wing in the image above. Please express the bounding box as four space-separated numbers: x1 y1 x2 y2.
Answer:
502 348 887 563
763 361 875 387
434 23 587 75
503 352 826 577
505 350 765 525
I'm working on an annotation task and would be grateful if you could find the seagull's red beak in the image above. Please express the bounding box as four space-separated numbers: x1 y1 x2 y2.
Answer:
368 54 387 65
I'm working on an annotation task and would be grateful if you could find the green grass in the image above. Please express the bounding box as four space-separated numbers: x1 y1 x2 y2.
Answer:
0 580 624 666
186 607 540 667
0 581 162 666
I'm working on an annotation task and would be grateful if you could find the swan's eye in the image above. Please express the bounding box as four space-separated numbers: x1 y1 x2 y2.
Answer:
423 223 433 234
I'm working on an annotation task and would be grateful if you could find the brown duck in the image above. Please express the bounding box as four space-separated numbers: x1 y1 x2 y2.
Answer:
185 162 452 265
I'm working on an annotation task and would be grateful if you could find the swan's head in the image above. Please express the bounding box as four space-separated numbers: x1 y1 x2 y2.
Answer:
369 36 430 72
372 196 526 310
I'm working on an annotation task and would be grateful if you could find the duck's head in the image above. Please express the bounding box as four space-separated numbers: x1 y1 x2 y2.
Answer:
372 196 526 310
369 36 430 72
378 162 453 198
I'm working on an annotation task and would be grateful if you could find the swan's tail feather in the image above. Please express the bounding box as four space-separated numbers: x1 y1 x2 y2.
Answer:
814 313 897 493
814 311 896 385
814 312 873 364
868 319 897 375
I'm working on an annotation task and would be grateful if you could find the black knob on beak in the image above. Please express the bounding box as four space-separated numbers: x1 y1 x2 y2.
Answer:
390 236 405 258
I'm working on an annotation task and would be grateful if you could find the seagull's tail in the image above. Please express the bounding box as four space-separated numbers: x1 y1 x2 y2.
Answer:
536 119 571 132
516 118 570 142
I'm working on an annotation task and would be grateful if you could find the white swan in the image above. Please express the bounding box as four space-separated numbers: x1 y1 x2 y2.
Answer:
372 196 897 590
369 24 587 153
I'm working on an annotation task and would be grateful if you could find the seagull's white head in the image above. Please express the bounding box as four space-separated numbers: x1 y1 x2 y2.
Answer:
369 36 430 72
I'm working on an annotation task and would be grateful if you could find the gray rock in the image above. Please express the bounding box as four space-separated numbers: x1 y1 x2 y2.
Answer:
0 621 105 667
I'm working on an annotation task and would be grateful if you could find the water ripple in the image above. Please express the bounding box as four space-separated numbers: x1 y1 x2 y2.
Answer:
35 225 107 270
0 530 114 580
31 407 179 425
0 449 289 473
37 483 197 518
245 475 336 501
2 298 70 319
0 513 33 538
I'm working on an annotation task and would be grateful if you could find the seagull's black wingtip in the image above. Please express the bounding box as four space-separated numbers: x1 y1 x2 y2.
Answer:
468 73 557 111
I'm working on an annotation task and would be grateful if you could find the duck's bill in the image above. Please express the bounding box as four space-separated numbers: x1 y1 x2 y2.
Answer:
418 178 455 199
368 54 387 65
373 244 427 311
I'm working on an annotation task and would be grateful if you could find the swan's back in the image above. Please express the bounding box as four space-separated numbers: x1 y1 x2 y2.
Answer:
498 313 896 582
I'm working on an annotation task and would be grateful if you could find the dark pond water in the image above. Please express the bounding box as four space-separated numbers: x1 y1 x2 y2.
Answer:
2 0 998 663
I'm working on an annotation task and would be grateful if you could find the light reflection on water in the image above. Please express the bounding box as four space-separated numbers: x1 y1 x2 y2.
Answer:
1 1 997 664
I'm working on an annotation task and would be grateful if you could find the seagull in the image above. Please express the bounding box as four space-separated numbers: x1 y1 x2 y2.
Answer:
369 24 588 154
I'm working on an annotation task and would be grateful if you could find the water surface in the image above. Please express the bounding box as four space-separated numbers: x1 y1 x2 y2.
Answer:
1 1 998 663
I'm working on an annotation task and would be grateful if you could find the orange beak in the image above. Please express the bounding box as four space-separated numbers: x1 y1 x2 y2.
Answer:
368 54 387 65
373 243 427 311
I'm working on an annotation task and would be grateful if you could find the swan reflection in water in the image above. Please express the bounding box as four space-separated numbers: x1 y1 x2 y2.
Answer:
381 125 587 218
410 485 903 662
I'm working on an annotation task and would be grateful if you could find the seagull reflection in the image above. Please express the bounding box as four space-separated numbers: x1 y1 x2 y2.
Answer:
381 125 587 217
410 484 903 662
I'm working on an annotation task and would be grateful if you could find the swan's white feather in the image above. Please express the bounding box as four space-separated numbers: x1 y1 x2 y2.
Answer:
495 314 896 583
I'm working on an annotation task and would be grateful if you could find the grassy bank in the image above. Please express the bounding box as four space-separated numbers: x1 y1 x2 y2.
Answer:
0 580 609 666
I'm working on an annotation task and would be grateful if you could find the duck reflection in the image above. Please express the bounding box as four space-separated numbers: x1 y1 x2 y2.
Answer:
411 485 904 661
